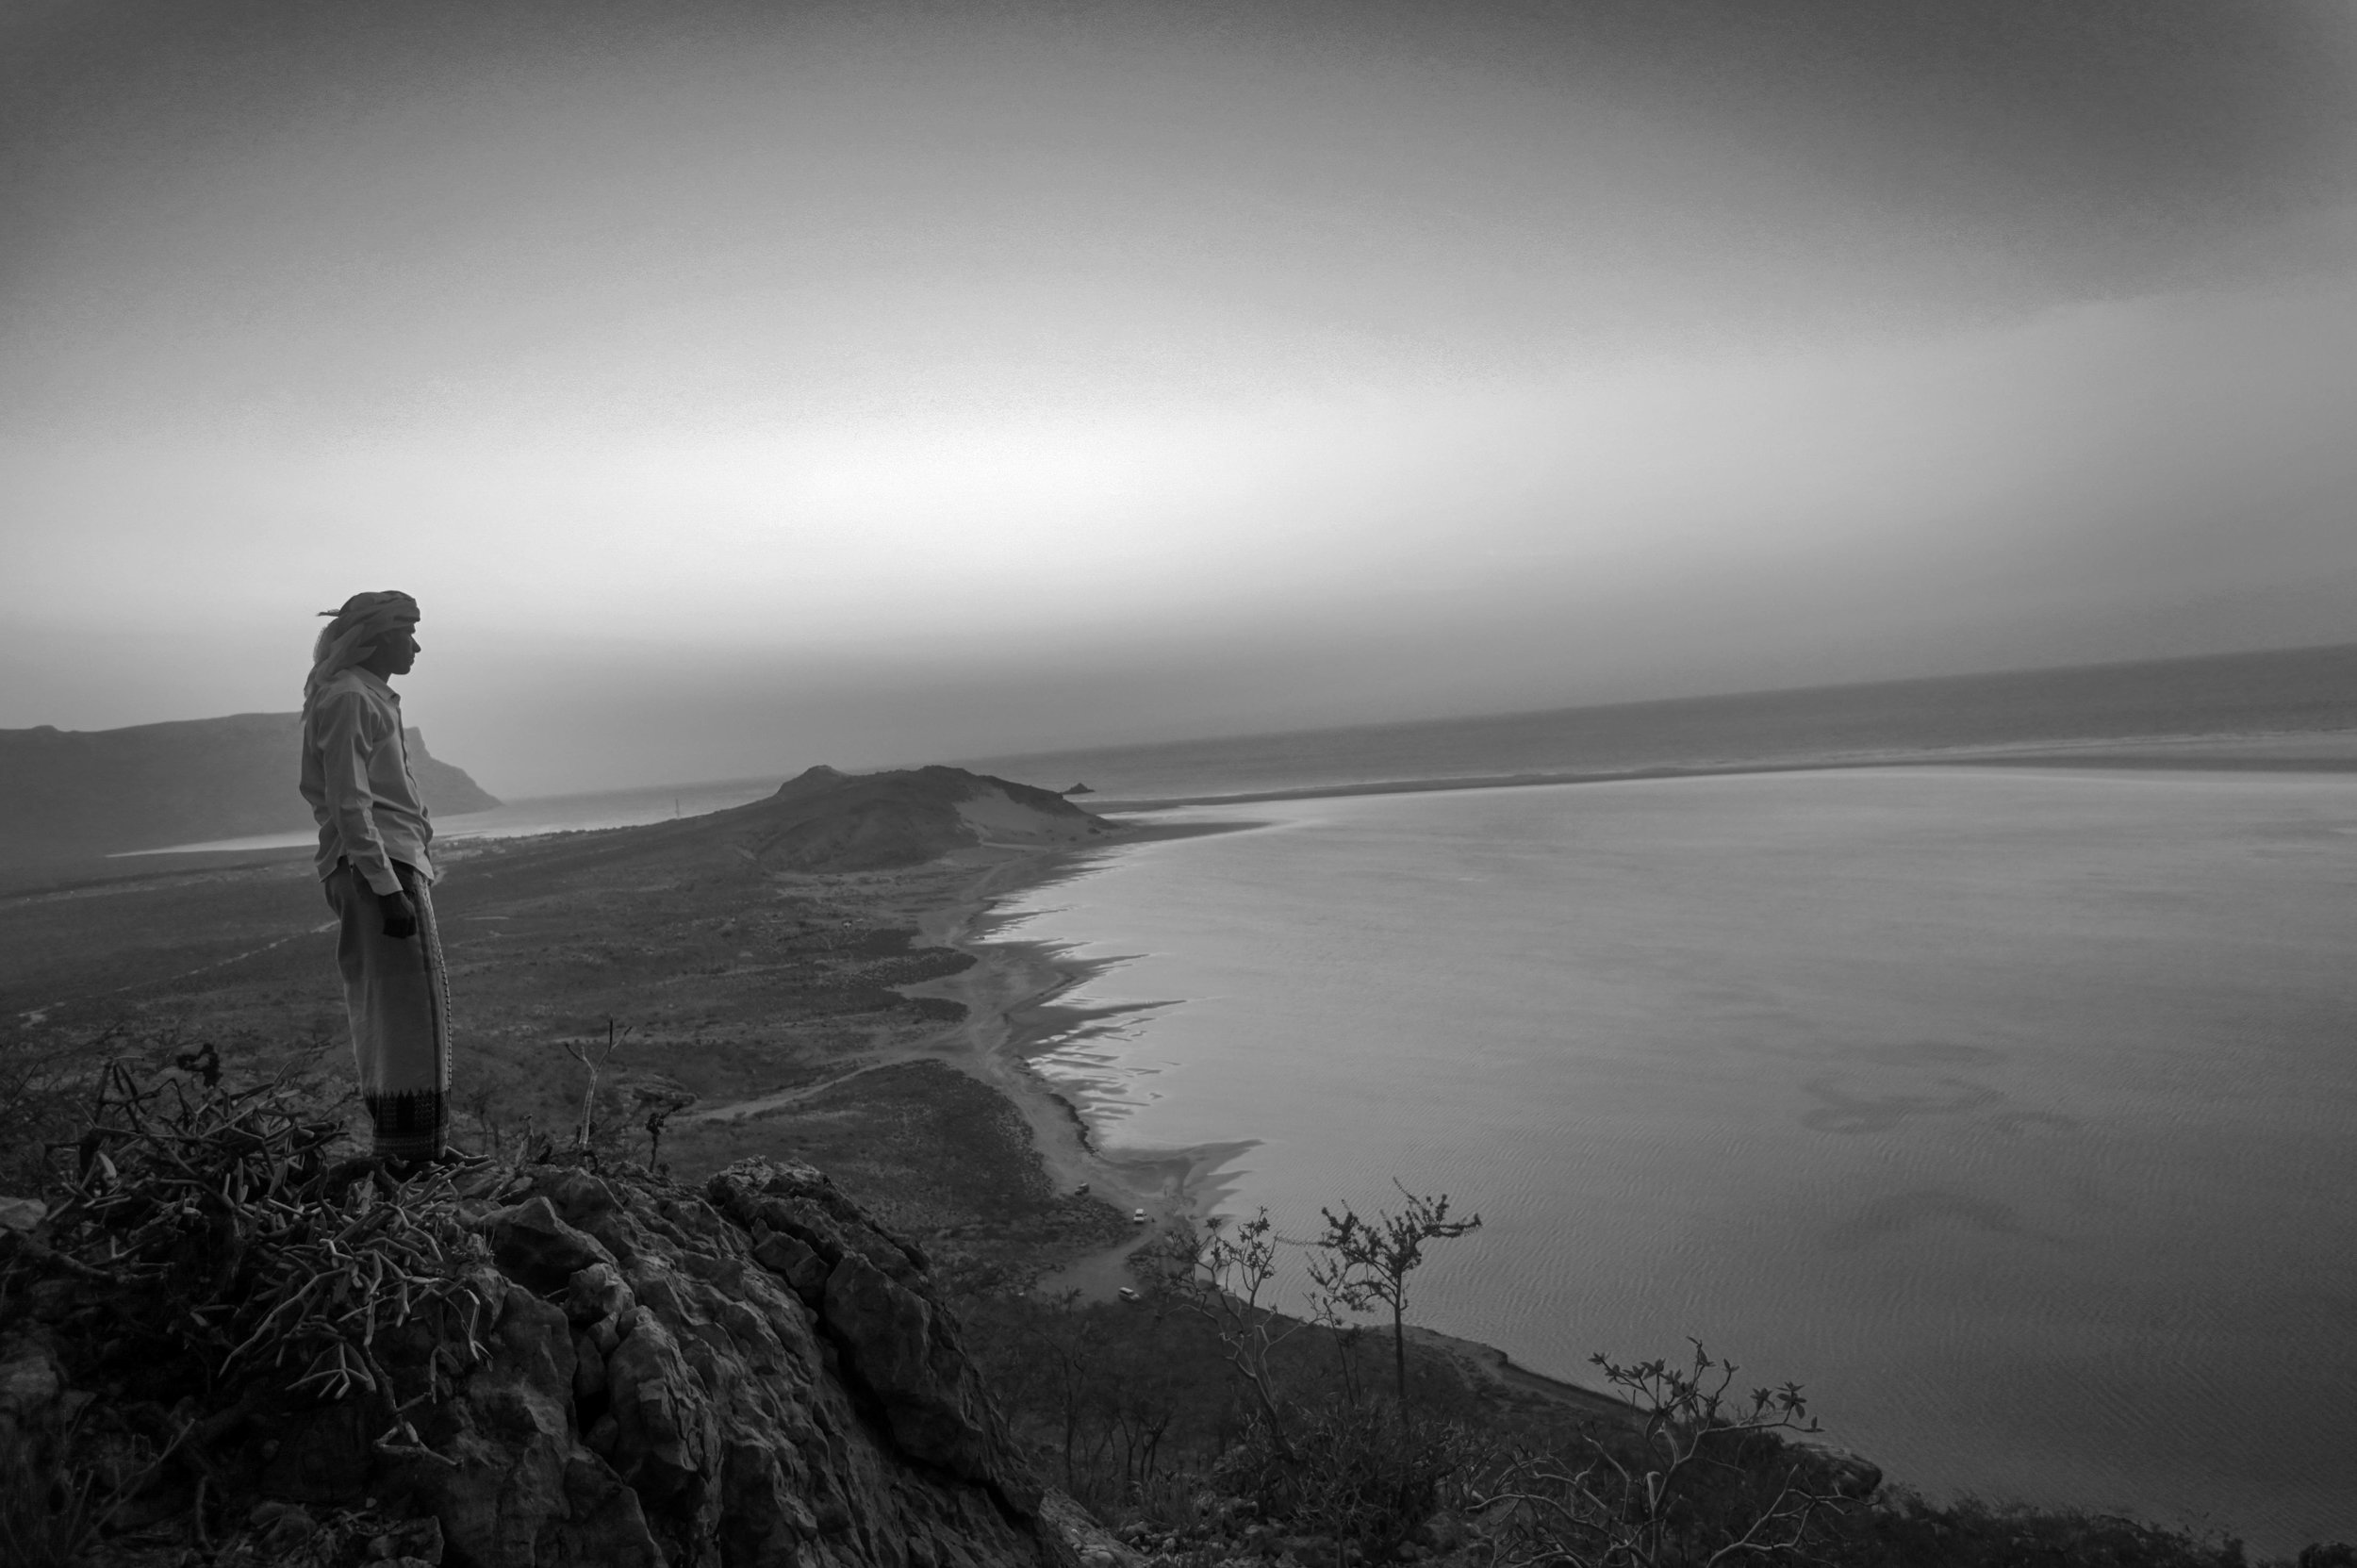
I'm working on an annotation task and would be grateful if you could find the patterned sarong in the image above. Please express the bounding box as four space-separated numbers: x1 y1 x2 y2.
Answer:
323 860 450 1161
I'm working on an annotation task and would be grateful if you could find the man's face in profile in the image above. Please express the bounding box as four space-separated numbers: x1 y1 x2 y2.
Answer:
380 620 420 677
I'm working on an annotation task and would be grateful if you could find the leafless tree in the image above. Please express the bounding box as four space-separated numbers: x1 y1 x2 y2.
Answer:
1471 1340 1847 1568
555 1019 632 1151
1310 1180 1481 1416
1147 1208 1307 1458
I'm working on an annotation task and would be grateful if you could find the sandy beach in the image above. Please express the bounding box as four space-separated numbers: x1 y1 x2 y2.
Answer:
877 821 1641 1428
901 829 1261 1286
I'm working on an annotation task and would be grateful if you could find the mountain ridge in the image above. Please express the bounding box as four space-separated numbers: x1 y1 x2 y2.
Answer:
0 710 500 866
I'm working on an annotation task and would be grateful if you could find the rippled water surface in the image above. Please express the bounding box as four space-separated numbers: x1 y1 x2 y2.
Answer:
1003 767 2357 1551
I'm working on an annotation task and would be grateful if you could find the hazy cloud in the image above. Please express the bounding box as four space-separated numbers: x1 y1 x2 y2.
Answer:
4 1 2353 792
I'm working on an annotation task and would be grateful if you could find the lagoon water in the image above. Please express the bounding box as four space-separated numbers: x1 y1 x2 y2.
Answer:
1002 767 2357 1550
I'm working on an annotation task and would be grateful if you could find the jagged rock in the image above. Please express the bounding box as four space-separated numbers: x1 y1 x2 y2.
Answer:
711 1159 926 1283
572 1334 607 1401
750 1227 831 1304
15 1153 1080 1568
391 1287 665 1567
566 1261 635 1325
708 1158 1039 1511
825 1251 1004 1491
604 1312 716 1504
428 1159 1063 1566
489 1195 618 1293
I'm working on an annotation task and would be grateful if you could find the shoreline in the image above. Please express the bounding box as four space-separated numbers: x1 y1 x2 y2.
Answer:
28 727 2352 895
907 817 1644 1428
910 821 1261 1253
923 769 2357 1551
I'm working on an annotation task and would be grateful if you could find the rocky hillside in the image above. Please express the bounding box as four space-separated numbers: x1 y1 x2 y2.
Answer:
1 1142 1124 1568
0 712 500 865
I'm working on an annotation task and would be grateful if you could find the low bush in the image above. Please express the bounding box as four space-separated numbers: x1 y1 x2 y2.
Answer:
1215 1402 1492 1560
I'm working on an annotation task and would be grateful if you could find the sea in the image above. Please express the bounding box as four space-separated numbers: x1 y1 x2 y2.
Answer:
967 649 2357 1554
121 776 783 857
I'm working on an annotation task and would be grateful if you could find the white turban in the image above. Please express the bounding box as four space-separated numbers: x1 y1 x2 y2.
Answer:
305 590 420 706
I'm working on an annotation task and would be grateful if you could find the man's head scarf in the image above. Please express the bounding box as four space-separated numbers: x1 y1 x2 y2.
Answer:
305 591 420 707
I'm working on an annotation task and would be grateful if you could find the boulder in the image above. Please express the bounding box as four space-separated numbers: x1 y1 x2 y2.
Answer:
487 1197 618 1293
709 1159 927 1281
566 1262 635 1326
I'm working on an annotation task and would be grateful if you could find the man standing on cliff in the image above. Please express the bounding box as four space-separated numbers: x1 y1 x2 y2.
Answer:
301 590 452 1168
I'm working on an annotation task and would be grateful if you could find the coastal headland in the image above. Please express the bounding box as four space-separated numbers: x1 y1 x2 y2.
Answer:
0 762 1621 1426
12 754 2354 1560
0 710 500 870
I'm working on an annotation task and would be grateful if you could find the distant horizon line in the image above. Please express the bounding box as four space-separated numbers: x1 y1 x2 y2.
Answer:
949 633 2357 764
9 632 2354 798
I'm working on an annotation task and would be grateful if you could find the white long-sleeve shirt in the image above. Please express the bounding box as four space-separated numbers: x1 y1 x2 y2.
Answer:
300 668 437 895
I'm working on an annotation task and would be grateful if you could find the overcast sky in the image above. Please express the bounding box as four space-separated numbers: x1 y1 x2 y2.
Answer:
5 0 2354 795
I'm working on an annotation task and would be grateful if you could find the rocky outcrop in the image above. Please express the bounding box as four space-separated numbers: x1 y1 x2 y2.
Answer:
4 1157 1081 1568
400 1159 1062 1568
706 1160 1034 1510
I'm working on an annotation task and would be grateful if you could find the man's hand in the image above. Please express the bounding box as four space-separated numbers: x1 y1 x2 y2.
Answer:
378 888 420 939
